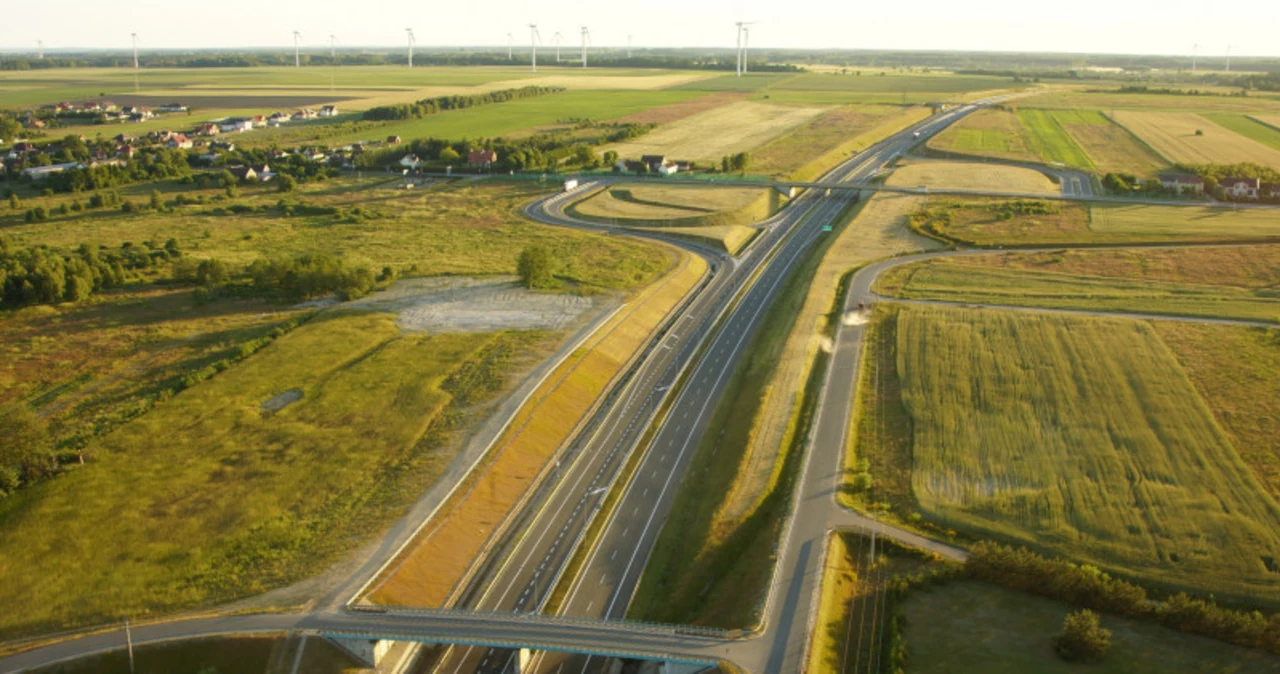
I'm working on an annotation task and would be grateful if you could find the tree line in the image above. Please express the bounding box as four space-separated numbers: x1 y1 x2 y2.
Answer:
0 237 176 309
966 542 1280 654
362 86 564 121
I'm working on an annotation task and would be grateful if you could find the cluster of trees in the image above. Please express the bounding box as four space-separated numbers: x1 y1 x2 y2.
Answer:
246 253 380 301
966 542 1280 654
719 152 752 173
517 246 555 289
1101 172 1161 194
0 115 23 140
0 404 56 499
360 129 631 173
1225 73 1280 92
1054 610 1112 662
0 238 177 309
363 86 564 121
33 148 193 194
1180 162 1280 184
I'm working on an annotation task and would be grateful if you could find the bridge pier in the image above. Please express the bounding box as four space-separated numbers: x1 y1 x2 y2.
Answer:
328 637 394 669
661 663 710 674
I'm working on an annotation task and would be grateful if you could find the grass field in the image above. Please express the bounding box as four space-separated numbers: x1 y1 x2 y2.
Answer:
1052 109 1168 176
0 311 555 636
1024 90 1280 115
367 248 705 608
1201 113 1280 152
895 306 1280 602
751 105 932 180
29 635 361 674
901 581 1280 673
570 183 776 228
912 199 1280 246
927 108 1039 163
1015 109 1095 170
876 246 1280 322
603 100 826 162
759 72 1018 104
886 158 1058 194
1158 324 1280 502
1111 111 1280 167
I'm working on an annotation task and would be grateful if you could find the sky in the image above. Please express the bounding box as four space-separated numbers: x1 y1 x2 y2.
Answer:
3 0 1280 58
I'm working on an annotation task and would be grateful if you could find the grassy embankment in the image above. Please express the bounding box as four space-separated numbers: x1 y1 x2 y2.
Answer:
1111 110 1280 167
875 246 1280 323
901 582 1280 673
366 247 707 607
926 107 1167 176
888 306 1280 603
28 635 362 674
0 180 672 638
568 183 777 254
627 198 866 628
908 198 1280 246
752 105 934 181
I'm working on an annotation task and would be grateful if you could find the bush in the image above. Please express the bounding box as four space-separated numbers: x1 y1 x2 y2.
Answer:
1054 610 1111 662
517 245 554 289
276 174 298 193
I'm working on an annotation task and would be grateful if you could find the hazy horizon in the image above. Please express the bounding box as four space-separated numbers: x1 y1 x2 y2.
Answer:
3 0 1279 59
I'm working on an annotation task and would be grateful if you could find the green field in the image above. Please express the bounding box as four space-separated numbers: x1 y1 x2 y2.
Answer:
894 306 1280 602
901 581 1280 673
670 72 798 92
1024 89 1280 115
30 635 361 674
876 246 1280 323
1202 113 1280 151
1016 109 1095 169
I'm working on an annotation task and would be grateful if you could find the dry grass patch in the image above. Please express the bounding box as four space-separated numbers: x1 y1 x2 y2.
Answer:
1111 111 1280 167
570 183 777 228
616 91 749 125
755 105 933 180
1054 110 1168 176
633 224 757 255
1091 204 1280 239
897 306 1280 602
604 100 826 162
1158 324 1280 501
886 158 1058 194
1257 115 1280 131
365 249 706 608
927 108 1040 163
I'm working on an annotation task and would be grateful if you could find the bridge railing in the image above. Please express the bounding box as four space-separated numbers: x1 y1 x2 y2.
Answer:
347 605 742 639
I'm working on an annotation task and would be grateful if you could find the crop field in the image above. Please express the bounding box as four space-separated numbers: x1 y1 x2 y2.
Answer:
751 105 931 179
901 582 1280 673
760 72 1019 104
876 246 1280 322
1111 111 1280 167
896 306 1280 601
1023 90 1280 115
885 158 1058 194
1258 115 1280 132
926 108 1039 163
0 311 557 636
616 91 748 125
912 199 1280 246
1158 323 1280 502
570 183 775 228
1201 113 1280 152
1016 109 1095 169
367 249 705 607
1050 109 1167 176
604 100 826 162
669 72 799 92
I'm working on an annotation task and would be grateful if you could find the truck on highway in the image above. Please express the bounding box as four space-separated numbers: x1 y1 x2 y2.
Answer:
563 178 579 192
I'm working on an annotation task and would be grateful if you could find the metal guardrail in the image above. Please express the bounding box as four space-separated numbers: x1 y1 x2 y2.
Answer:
345 605 738 639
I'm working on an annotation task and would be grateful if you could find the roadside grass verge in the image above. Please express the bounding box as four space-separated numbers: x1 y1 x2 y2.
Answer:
894 306 1280 603
569 183 778 229
633 224 758 255
366 248 706 608
0 312 555 637
627 200 862 628
901 581 1280 673
1157 323 1280 501
808 532 956 674
874 246 1280 323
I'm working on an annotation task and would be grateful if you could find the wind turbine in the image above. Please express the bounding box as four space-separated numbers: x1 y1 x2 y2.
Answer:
1191 43 1200 74
529 24 541 73
735 22 743 76
406 28 415 68
131 32 139 70
742 25 752 74
293 30 302 68
627 34 633 59
580 26 591 68
553 32 562 62
37 40 44 60
330 34 336 60
1225 44 1234 73
507 33 514 60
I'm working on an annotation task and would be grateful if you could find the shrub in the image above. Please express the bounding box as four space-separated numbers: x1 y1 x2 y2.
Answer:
1054 610 1111 662
517 245 554 289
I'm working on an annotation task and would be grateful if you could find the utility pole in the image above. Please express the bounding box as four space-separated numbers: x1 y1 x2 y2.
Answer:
293 31 302 68
124 619 136 674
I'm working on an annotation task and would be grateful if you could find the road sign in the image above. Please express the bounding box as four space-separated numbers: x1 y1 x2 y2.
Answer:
821 225 833 232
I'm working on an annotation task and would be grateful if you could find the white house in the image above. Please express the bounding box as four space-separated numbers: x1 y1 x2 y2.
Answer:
319 105 339 117
656 162 679 176
1220 177 1260 200
21 162 83 180
1158 174 1205 195
399 154 422 169
220 119 254 133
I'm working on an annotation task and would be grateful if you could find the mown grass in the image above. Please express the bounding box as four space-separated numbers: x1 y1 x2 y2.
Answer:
570 183 775 228
0 311 557 637
30 635 362 674
1158 323 1280 501
751 105 932 179
628 201 860 628
367 248 706 608
896 306 1280 603
900 581 1280 673
876 246 1280 323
